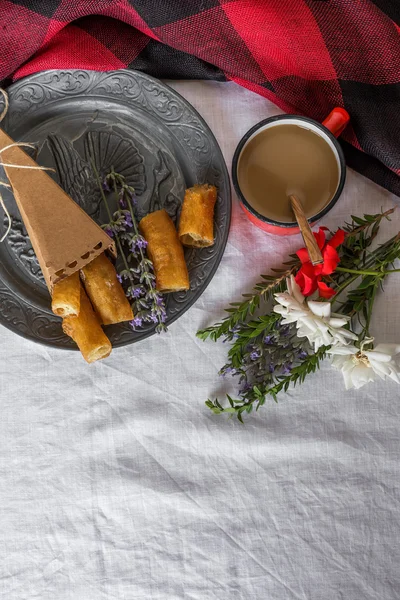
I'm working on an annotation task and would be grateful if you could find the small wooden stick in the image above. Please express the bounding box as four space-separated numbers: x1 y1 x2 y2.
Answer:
289 194 323 265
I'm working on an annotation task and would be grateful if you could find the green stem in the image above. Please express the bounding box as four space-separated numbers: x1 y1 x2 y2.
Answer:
331 274 359 301
108 177 135 284
336 266 385 276
91 158 113 223
363 282 378 341
331 240 399 301
91 159 135 289
125 191 147 269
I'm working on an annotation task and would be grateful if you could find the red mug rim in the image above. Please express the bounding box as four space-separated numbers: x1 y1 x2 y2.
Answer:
232 114 347 229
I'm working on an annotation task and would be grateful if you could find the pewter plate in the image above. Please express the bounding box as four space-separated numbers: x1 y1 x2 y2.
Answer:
0 70 231 349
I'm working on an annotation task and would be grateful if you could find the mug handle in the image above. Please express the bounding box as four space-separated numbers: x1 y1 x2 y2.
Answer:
322 107 350 138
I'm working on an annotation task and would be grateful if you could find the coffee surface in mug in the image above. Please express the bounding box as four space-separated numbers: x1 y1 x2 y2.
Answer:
237 124 339 223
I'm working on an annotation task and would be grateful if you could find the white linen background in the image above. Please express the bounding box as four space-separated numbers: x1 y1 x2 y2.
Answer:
0 81 399 600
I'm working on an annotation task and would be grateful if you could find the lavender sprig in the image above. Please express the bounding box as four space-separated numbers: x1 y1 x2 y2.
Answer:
209 316 314 421
93 162 167 333
107 170 167 333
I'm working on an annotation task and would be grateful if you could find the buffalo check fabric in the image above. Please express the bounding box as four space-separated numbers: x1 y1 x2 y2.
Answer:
0 0 399 195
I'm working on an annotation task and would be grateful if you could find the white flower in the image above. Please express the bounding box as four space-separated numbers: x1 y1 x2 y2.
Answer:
274 276 357 351
328 340 400 390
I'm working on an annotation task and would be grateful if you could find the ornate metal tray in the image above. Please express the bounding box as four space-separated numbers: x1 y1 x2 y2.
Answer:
0 70 231 348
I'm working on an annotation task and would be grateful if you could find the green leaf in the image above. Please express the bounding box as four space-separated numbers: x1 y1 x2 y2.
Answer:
351 216 365 225
357 275 376 289
252 385 262 399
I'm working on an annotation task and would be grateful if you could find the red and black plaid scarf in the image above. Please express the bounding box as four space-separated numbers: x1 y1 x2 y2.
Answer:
1 1 399 196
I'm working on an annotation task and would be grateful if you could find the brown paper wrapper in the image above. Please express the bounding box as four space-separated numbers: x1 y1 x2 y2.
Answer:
0 128 115 291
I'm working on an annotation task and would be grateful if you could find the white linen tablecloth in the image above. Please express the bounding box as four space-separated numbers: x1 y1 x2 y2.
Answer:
1 81 399 600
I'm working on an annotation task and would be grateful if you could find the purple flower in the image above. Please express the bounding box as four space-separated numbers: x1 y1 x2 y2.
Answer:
150 313 158 324
269 364 275 373
132 287 144 298
155 295 164 306
220 366 236 377
264 335 273 344
136 237 147 250
298 350 308 360
104 226 114 238
127 188 137 204
280 325 290 336
117 274 123 283
282 362 292 375
250 350 261 361
130 237 147 253
118 189 126 207
102 180 110 192
230 325 240 339
124 214 133 228
130 316 143 328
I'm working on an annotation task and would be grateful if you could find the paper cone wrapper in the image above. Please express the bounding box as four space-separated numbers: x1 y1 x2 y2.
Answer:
0 128 116 291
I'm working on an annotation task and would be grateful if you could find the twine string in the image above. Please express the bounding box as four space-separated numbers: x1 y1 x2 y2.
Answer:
0 182 11 243
0 88 9 123
0 142 55 171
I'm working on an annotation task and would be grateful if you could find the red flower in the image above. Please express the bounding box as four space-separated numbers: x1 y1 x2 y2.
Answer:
295 228 345 299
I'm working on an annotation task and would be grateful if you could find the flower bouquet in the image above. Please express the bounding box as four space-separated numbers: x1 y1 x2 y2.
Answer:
198 209 400 421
